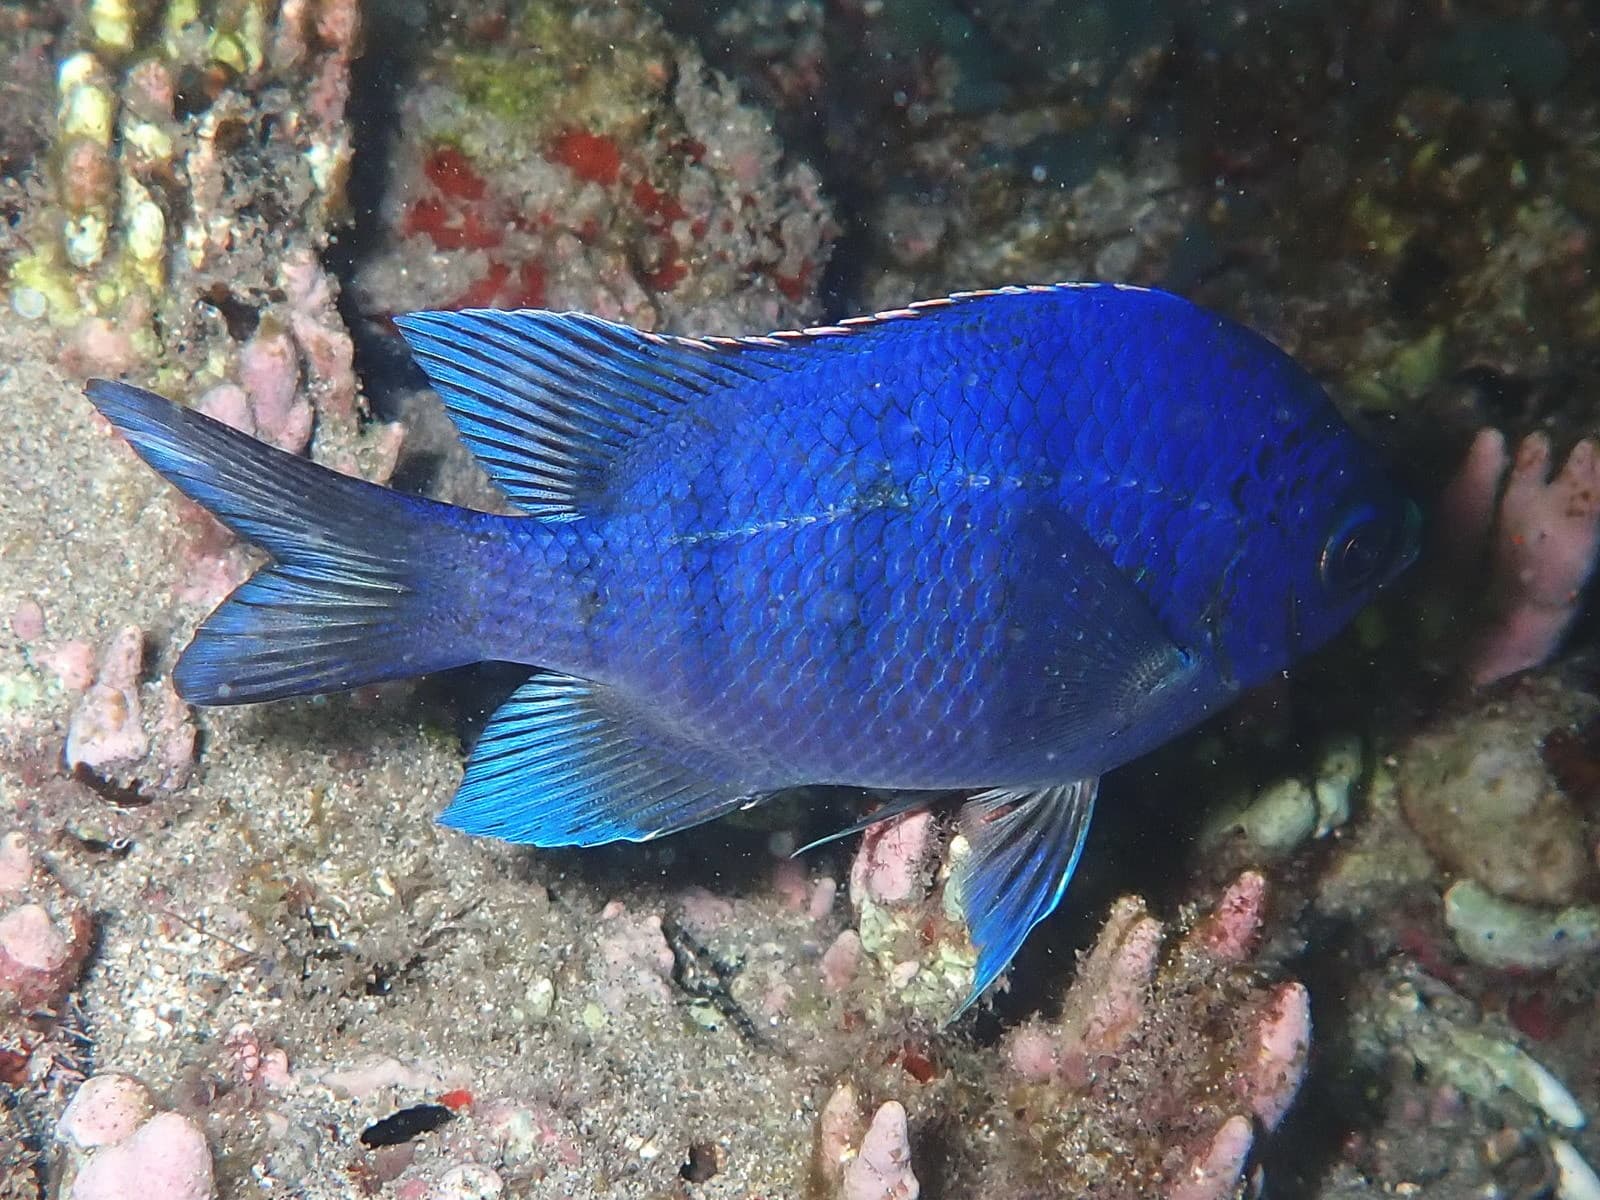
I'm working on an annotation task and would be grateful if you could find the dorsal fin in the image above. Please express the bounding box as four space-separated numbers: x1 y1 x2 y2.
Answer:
392 308 801 515
391 287 1119 516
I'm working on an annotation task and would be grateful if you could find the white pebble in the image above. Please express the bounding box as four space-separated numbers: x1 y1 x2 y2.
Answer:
431 1164 504 1200
525 976 555 1019
10 288 47 321
58 1073 153 1149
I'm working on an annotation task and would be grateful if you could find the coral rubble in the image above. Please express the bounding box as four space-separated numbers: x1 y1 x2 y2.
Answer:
3 0 392 487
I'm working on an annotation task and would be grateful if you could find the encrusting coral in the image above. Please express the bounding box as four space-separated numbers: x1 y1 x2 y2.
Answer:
0 832 92 1017
56 1073 216 1200
63 624 196 792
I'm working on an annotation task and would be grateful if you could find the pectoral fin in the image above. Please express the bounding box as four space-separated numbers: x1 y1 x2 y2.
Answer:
948 779 1099 1015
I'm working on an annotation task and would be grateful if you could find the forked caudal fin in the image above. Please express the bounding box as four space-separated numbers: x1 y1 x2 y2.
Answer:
86 380 504 704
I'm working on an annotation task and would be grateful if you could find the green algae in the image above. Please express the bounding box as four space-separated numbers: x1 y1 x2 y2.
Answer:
0 670 47 718
8 246 83 326
442 50 565 129
435 3 670 144
1347 325 1448 409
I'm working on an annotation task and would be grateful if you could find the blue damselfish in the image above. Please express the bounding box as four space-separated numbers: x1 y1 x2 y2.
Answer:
87 283 1419 1011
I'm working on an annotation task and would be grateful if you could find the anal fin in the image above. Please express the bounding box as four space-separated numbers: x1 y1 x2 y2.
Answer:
441 673 761 846
948 779 1099 1015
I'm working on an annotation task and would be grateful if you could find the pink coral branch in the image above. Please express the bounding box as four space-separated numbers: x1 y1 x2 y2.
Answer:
848 811 934 907
1240 981 1312 1130
1435 428 1507 576
1165 1116 1253 1200
1191 870 1267 964
1464 433 1600 686
841 1102 920 1200
999 874 1308 1196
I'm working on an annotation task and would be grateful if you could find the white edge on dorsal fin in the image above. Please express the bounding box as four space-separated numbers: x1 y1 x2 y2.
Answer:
630 282 1148 359
632 281 1136 359
707 281 1123 351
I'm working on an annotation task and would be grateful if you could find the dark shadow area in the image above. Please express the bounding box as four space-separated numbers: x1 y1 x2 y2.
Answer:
908 1107 963 1200
1258 913 1390 1197
324 6 431 425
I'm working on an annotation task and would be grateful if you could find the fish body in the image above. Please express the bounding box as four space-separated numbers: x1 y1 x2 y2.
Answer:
87 283 1418 1010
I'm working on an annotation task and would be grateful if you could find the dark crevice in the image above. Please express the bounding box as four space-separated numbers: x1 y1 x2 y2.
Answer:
1259 915 1390 1197
325 9 431 424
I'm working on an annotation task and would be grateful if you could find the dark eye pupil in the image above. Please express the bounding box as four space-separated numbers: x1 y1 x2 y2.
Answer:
1322 513 1389 595
1339 531 1379 580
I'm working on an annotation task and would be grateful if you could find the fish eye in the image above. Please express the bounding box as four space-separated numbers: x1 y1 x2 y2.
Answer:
1319 502 1395 599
